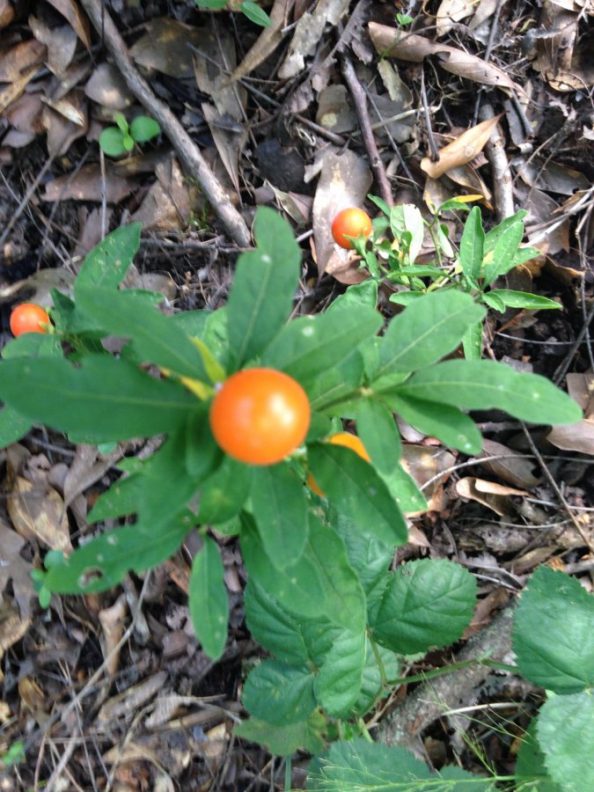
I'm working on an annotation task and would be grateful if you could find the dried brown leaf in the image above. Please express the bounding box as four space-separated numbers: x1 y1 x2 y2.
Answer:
0 0 14 29
480 439 540 489
42 163 137 204
131 157 198 232
45 0 91 49
98 672 168 725
436 0 476 37
421 115 501 179
547 372 594 455
0 39 46 82
99 594 127 678
29 16 77 76
130 18 206 79
456 477 527 516
201 103 245 195
193 27 246 121
0 521 35 619
8 475 72 552
0 66 40 114
85 62 134 110
41 88 88 156
231 0 294 82
279 0 351 79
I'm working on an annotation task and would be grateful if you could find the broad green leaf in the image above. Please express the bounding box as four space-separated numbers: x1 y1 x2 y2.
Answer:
251 463 308 569
459 205 484 285
395 359 582 425
356 398 401 471
243 660 316 725
307 739 431 790
437 767 496 790
130 115 160 142
88 473 144 522
352 641 399 716
372 559 477 655
244 580 310 665
389 203 424 264
516 718 562 792
461 320 484 360
512 566 594 693
308 445 408 546
377 291 485 377
240 0 271 26
537 692 594 792
189 536 228 660
386 393 482 454
184 409 222 478
196 0 228 8
227 207 300 369
235 711 326 757
0 405 31 448
76 223 141 290
262 306 382 386
481 292 506 312
488 290 561 311
99 126 126 157
334 280 378 309
44 511 194 594
333 513 393 602
2 333 62 359
388 291 424 306
483 218 525 285
198 457 252 525
380 463 428 515
315 627 366 716
76 287 208 381
0 356 198 442
309 353 364 412
241 513 366 631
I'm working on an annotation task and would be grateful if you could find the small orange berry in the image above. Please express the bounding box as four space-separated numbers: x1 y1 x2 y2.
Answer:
9 303 50 337
331 208 373 249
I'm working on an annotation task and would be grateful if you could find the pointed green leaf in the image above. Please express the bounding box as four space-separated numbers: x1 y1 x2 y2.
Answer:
483 218 525 285
189 536 229 660
240 0 272 26
251 463 308 569
488 290 561 311
44 511 193 594
76 287 208 380
377 291 485 377
386 392 482 454
0 406 32 448
372 559 477 655
516 718 562 792
461 320 484 359
227 207 300 369
356 398 401 470
235 711 326 756
315 628 366 716
308 445 408 546
459 205 484 285
0 356 198 442
244 580 310 665
263 306 382 386
396 359 582 425
88 473 144 522
513 566 594 693
76 223 141 290
198 457 252 525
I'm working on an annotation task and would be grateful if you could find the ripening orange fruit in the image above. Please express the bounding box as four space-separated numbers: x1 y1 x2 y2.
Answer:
331 207 373 249
308 432 370 496
9 303 50 337
209 368 311 465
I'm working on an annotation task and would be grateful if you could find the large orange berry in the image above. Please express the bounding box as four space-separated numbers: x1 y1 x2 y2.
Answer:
331 207 373 249
9 303 50 336
209 368 310 465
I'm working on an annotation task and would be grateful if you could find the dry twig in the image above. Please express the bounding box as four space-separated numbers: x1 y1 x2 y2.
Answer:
480 103 514 220
79 0 251 247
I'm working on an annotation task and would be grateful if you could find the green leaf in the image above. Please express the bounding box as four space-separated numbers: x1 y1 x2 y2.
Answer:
335 280 378 309
483 218 525 285
352 641 399 716
189 536 229 661
377 291 485 378
2 333 62 360
241 514 366 631
459 206 484 285
488 290 561 311
243 660 316 725
389 291 424 306
386 393 482 454
461 320 484 360
244 580 310 665
122 133 134 151
130 115 161 143
88 473 144 522
198 457 252 525
0 356 198 442
227 207 300 369
372 559 477 655
75 287 208 381
44 511 194 594
512 566 594 693
307 739 431 790
99 127 126 157
114 112 129 133
235 711 326 756
184 409 222 478
240 0 272 26
481 292 506 312
380 463 428 514
331 513 392 606
251 463 308 569
395 359 582 425
356 398 401 471
437 767 496 790
309 353 364 412
76 223 141 291
262 306 382 387
537 692 594 792
196 0 228 8
516 718 562 792
0 406 32 448
314 628 366 716
308 445 408 546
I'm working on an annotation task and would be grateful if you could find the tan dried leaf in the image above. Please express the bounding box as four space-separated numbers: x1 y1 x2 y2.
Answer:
456 477 527 516
0 521 35 618
0 39 46 82
547 372 594 455
99 595 127 678
130 18 206 79
231 0 294 82
41 163 137 204
481 439 540 489
45 0 91 49
130 157 198 232
279 0 351 79
85 62 133 110
98 672 168 725
193 27 246 121
8 475 72 552
436 0 476 37
29 16 77 76
0 0 15 29
41 88 88 156
201 103 245 195
421 115 501 178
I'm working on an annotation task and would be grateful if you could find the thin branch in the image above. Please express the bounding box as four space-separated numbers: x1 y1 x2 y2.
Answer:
79 0 251 247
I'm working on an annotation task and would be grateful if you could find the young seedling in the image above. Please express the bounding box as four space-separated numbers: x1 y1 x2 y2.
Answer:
99 112 161 158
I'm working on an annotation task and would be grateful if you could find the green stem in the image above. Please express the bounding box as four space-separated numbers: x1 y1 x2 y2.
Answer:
369 637 389 690
386 657 518 687
284 756 292 791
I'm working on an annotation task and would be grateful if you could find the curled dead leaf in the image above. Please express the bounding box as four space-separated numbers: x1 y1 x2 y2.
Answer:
421 115 501 179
